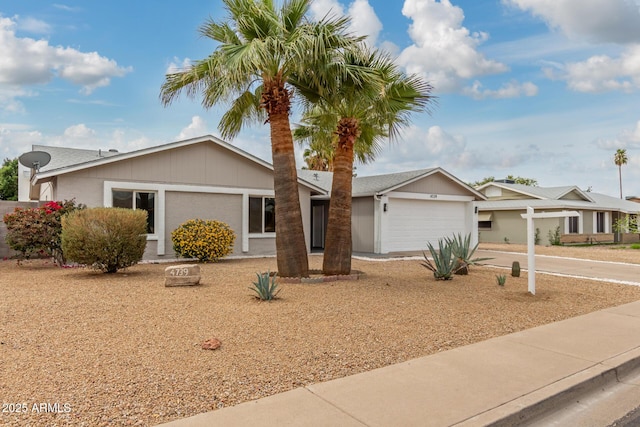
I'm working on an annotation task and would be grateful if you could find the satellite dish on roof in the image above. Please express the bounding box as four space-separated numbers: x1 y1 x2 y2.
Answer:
19 151 51 171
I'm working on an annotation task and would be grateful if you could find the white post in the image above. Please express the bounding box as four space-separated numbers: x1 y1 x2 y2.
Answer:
520 208 579 296
526 206 536 295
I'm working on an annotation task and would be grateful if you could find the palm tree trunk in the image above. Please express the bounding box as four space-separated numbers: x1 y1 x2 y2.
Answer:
269 111 309 278
619 165 623 199
323 120 358 275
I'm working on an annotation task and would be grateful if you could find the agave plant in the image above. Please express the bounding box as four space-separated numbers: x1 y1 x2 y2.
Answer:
249 271 280 301
421 239 457 280
445 233 493 275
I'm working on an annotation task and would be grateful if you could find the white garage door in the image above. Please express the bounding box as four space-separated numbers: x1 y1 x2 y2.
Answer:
388 198 467 252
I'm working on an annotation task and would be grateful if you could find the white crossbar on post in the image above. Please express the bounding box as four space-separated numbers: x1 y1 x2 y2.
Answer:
520 207 580 295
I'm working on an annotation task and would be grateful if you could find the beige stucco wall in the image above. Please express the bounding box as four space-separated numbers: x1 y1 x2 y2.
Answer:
75 143 275 189
478 210 564 245
164 192 243 258
397 173 475 197
352 197 374 252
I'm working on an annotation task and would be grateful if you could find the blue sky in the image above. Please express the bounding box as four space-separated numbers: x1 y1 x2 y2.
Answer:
1 0 639 197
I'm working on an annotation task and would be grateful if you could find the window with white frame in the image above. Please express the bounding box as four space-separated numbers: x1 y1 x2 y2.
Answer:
112 190 156 234
249 197 275 234
596 212 606 233
568 216 579 234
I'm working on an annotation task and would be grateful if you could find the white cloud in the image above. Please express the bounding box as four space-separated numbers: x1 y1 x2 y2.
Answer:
463 80 538 99
503 0 640 44
347 0 383 45
544 46 640 93
166 57 192 74
0 127 43 158
595 120 640 149
0 15 131 107
176 116 209 141
16 16 52 34
310 0 345 20
63 123 96 139
309 0 382 46
396 0 508 93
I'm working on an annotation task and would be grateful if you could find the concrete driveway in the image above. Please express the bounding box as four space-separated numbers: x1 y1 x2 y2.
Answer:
476 249 640 286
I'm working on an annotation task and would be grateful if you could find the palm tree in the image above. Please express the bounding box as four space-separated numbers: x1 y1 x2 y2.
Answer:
302 145 333 171
160 0 362 277
295 49 434 275
614 148 628 199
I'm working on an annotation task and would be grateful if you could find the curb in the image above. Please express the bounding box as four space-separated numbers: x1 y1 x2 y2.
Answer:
457 348 640 426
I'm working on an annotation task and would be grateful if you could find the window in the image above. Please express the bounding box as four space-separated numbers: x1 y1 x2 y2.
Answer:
568 216 579 234
249 197 275 233
478 221 492 230
113 190 155 234
596 212 606 233
478 212 492 230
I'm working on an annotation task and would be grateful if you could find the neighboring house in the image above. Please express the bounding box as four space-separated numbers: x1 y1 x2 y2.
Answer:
18 135 485 259
475 181 640 245
298 168 486 254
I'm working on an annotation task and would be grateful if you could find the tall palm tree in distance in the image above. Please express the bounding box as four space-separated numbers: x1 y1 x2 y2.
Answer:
295 48 434 275
614 148 628 199
160 0 363 277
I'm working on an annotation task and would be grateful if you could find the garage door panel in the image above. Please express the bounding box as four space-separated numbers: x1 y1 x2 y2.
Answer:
388 198 467 252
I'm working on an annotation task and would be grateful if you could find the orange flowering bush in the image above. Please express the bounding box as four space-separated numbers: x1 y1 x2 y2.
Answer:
171 219 235 262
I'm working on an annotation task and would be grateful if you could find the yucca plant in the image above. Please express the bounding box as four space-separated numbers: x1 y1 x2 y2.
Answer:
421 239 457 280
249 271 280 301
446 233 493 275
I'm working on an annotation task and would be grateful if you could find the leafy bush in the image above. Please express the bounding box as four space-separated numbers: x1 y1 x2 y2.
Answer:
422 239 457 280
61 207 147 273
548 226 561 246
249 271 280 301
171 219 235 262
445 233 492 275
3 199 84 265
496 274 507 286
614 216 639 234
631 243 640 250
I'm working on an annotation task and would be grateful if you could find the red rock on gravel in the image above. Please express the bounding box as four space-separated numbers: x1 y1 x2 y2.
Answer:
202 338 221 350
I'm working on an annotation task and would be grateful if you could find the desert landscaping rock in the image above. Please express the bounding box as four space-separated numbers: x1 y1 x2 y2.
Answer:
164 264 201 286
201 338 222 350
1 245 640 426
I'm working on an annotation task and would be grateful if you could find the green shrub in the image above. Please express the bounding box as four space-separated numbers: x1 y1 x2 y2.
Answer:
631 243 640 250
548 226 561 246
171 219 235 262
445 232 492 275
61 207 147 273
3 199 84 265
249 271 280 301
422 239 457 280
496 274 507 286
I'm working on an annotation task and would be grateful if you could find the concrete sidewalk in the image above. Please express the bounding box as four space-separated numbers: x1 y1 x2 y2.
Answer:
158 298 640 427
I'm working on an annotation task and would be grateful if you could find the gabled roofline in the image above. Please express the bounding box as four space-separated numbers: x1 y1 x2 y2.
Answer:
31 134 327 194
476 181 594 203
554 186 594 203
374 167 486 200
476 181 545 200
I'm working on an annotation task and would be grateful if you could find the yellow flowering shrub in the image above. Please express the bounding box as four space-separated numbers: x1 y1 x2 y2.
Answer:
171 219 236 262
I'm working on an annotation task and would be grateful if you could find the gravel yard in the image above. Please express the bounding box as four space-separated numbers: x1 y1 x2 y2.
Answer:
1 245 640 426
